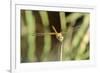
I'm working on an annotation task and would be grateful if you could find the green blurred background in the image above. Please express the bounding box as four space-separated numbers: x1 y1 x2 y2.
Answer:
21 10 90 63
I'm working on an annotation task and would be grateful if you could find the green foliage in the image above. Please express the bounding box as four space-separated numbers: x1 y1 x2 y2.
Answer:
21 10 90 62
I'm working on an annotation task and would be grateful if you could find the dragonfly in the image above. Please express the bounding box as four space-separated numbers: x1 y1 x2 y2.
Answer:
32 25 66 61
32 25 65 42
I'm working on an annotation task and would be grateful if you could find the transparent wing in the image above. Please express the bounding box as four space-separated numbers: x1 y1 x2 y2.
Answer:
32 32 67 36
32 32 57 36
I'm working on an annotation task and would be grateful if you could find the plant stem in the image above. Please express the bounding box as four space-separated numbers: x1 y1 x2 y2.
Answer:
39 11 51 61
25 10 36 62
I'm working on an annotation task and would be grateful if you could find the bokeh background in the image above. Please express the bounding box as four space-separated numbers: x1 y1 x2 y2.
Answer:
21 10 90 63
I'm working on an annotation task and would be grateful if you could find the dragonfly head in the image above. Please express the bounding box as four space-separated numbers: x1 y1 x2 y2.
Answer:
56 33 64 42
